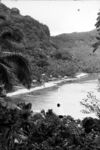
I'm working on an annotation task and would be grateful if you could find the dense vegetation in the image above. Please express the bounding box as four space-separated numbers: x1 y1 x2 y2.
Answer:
1 3 100 150
0 96 100 150
0 3 100 150
0 52 32 93
52 30 100 73
0 3 100 81
0 3 98 83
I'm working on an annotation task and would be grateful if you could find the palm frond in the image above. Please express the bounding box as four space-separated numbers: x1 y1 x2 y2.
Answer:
0 62 13 91
1 52 32 89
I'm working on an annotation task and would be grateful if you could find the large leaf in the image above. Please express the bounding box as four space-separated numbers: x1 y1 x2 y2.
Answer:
0 62 13 91
1 52 32 89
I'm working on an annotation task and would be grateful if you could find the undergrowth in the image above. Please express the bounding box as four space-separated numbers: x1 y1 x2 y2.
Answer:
0 96 100 149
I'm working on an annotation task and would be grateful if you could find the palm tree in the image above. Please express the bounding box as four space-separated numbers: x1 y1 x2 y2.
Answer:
0 14 32 95
0 52 32 94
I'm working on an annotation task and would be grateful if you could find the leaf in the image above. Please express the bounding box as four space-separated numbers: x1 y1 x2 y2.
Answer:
0 62 13 91
1 52 32 89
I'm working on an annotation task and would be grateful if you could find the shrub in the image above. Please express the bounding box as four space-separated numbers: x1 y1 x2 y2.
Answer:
0 97 100 149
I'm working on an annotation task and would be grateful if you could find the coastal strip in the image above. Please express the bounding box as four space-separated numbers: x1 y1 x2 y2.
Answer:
7 73 88 97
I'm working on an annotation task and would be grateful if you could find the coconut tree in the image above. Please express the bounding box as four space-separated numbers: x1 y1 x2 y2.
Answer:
0 52 32 93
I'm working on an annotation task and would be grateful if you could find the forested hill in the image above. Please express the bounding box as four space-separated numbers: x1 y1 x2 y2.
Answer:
0 3 53 52
0 3 57 80
52 30 100 73
52 30 97 58
0 3 99 81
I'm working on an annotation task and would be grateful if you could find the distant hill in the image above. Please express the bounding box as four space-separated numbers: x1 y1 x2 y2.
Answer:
52 30 97 59
52 30 100 73
0 3 99 81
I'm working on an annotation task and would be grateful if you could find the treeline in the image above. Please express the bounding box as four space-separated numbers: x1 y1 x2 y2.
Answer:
52 30 100 74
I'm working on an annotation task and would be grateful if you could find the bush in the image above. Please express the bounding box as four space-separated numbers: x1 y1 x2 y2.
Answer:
0 97 100 149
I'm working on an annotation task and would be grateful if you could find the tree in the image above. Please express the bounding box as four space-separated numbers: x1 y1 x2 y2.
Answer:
0 52 32 93
93 11 100 52
0 14 32 94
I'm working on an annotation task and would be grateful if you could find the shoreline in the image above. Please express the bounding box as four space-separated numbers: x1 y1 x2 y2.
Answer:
7 73 88 97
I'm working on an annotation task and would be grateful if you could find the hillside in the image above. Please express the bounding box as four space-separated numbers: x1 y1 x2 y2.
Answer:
52 30 100 73
52 30 97 57
0 3 99 82
0 3 56 81
0 3 81 81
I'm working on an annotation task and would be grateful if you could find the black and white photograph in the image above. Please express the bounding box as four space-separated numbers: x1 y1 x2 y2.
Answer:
0 0 100 149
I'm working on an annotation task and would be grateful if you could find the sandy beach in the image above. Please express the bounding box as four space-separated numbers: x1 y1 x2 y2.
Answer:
7 73 88 97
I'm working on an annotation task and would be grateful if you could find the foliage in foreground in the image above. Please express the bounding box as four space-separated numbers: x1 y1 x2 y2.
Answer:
81 92 100 118
0 52 32 92
0 97 100 150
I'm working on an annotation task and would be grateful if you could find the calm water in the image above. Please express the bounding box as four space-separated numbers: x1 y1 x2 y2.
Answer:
20 75 100 119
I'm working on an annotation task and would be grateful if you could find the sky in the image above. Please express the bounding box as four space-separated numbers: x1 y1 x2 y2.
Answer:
2 0 100 36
